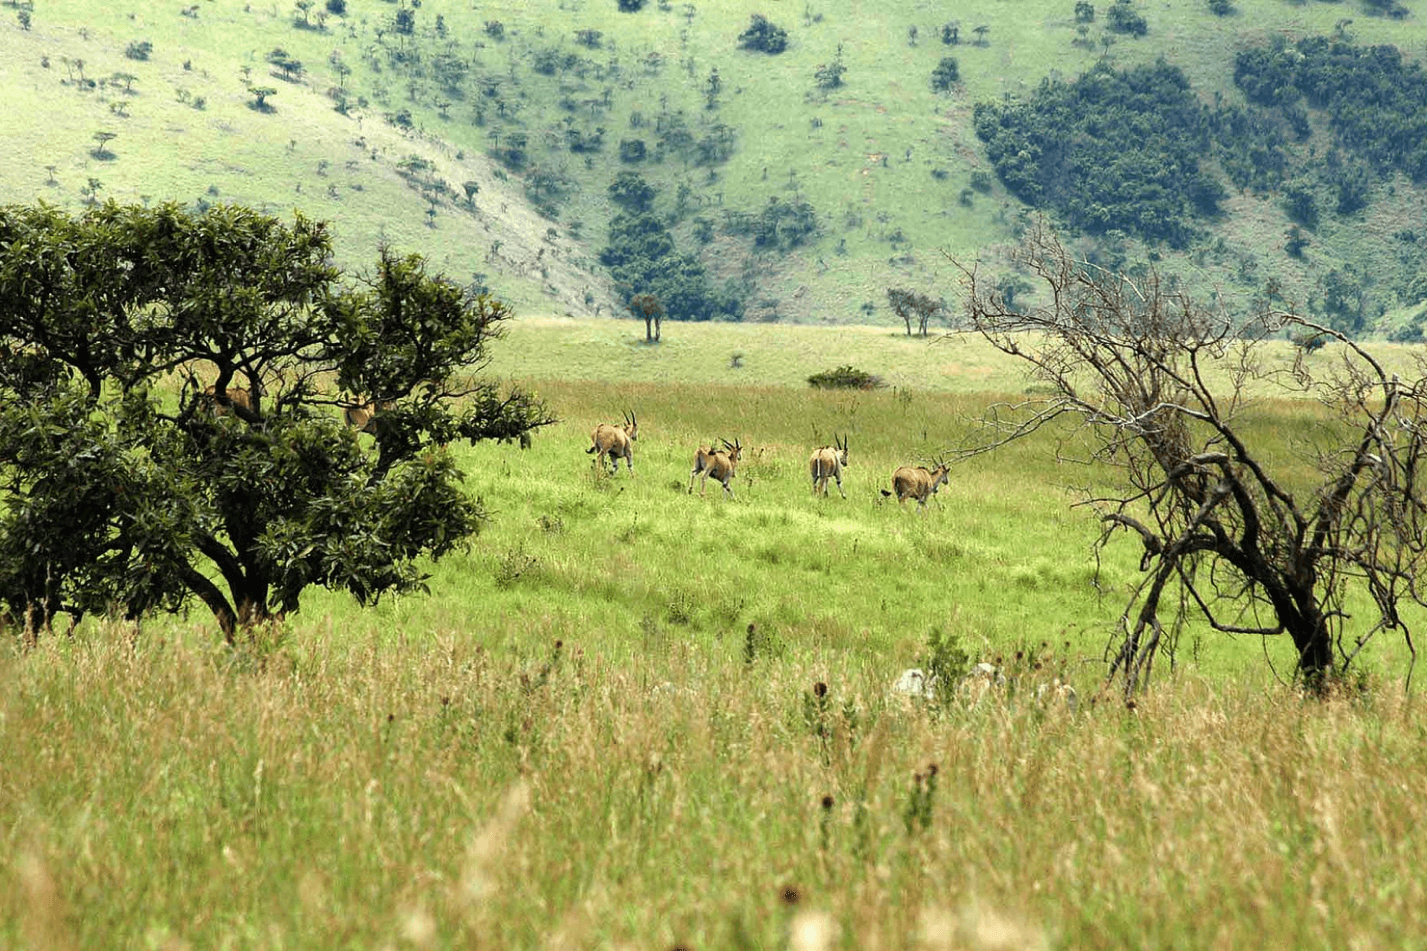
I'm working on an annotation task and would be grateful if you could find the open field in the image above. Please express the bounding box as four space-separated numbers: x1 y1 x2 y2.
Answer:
5 317 1427 947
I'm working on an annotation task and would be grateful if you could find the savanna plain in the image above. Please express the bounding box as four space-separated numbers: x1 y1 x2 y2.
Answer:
5 319 1427 949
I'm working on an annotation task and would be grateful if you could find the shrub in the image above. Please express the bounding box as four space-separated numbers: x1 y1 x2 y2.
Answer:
807 365 886 390
931 57 960 91
738 14 788 54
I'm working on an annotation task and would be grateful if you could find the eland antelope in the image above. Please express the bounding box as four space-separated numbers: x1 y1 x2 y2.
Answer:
809 434 849 498
881 460 951 511
202 383 254 418
343 398 394 435
689 438 743 498
588 410 638 474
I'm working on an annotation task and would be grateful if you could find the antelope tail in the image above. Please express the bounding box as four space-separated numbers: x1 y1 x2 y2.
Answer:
586 445 597 454
880 488 893 497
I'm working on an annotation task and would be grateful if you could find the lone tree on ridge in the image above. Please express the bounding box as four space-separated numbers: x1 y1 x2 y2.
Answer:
956 222 1427 694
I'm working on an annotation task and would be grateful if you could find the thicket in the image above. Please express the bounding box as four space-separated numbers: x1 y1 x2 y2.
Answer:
600 211 739 322
1235 36 1427 183
973 61 1224 248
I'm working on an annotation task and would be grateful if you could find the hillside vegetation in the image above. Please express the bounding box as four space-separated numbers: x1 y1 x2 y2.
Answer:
5 0 1427 332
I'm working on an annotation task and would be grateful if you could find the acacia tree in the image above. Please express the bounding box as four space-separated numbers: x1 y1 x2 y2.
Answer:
886 286 942 336
629 292 664 343
0 201 553 642
957 223 1427 692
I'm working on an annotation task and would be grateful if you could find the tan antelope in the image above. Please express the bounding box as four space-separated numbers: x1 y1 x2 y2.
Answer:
343 398 395 435
689 438 743 498
881 460 952 511
202 383 254 418
587 410 638 474
809 434 850 498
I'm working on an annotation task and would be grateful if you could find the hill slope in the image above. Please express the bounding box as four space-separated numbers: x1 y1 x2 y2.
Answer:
4 0 1426 330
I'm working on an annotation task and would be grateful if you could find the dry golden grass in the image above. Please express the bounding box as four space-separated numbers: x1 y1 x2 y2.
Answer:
3 628 1425 948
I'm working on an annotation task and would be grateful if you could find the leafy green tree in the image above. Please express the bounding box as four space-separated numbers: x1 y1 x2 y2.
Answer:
0 202 553 641
738 14 789 54
249 86 277 110
609 172 657 214
930 57 960 92
814 48 846 91
1105 0 1148 35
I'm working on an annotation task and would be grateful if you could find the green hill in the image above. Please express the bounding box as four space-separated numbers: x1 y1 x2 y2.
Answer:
5 0 1427 331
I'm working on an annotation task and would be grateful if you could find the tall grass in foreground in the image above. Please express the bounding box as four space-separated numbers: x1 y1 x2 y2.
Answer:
3 630 1426 948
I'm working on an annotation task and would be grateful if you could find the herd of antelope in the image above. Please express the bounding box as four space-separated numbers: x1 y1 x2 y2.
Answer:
198 383 951 510
586 410 952 511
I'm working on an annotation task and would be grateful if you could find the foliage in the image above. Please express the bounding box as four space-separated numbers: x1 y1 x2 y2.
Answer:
814 48 847 91
886 287 942 336
608 171 656 214
974 61 1222 248
738 14 789 54
600 212 739 321
124 40 153 61
930 57 960 92
958 223 1427 690
1105 0 1148 36
0 202 552 641
1235 36 1427 183
807 365 886 390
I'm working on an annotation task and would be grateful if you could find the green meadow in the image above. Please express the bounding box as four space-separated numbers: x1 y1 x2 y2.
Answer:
6 318 1427 948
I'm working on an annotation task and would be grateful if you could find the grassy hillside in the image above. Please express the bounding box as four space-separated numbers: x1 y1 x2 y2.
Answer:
6 0 1427 331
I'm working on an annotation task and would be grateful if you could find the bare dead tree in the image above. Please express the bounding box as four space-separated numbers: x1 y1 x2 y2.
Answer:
955 222 1427 695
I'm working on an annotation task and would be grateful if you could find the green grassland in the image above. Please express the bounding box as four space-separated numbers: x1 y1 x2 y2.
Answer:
5 0 1427 328
5 316 1427 946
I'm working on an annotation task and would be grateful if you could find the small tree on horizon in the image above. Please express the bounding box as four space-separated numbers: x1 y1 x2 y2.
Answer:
629 292 664 343
886 286 941 336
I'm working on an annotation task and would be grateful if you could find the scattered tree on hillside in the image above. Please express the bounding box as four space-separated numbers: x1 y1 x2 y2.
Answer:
249 86 278 110
124 40 153 61
90 131 118 159
814 47 846 91
931 57 960 92
738 14 789 54
942 21 960 44
0 201 554 642
609 172 656 214
1106 0 1148 35
956 223 1427 693
887 287 942 336
1074 2 1096 22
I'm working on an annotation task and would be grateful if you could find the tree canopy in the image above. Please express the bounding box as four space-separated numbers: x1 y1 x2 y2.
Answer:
0 201 553 641
973 61 1224 248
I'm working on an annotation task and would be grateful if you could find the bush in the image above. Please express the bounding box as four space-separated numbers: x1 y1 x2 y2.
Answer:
807 365 886 390
739 14 789 54
931 57 960 92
